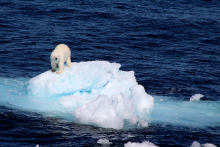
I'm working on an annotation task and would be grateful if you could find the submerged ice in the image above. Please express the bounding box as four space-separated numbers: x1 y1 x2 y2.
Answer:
28 61 154 129
152 95 220 127
1 61 220 129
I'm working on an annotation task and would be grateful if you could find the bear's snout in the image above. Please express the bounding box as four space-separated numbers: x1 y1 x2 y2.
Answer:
55 58 57 60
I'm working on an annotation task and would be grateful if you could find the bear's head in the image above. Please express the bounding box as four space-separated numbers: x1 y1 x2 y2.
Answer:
51 53 61 63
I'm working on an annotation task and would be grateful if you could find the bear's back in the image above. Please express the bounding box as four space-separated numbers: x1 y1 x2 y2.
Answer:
55 44 70 53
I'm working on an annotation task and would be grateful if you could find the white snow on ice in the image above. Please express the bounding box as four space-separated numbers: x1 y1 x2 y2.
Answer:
28 61 154 129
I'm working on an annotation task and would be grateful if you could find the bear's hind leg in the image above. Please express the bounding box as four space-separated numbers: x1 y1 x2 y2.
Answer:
66 57 71 68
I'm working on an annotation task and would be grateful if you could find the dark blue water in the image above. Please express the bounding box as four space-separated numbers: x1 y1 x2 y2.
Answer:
1 0 220 146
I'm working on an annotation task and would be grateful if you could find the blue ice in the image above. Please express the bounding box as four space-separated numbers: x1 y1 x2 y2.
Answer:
0 61 219 129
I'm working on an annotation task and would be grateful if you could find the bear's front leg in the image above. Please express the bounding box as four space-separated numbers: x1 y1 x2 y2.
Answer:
66 57 71 68
51 60 56 72
56 60 64 74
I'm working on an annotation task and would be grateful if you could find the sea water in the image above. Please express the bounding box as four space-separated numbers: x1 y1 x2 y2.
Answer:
1 0 220 146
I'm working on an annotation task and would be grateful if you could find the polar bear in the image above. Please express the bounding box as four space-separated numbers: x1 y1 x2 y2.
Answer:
50 44 71 74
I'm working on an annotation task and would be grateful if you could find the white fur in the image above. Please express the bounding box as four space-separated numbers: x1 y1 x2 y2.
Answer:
50 44 71 74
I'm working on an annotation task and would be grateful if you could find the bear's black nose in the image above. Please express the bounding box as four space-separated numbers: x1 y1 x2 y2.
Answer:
55 58 57 60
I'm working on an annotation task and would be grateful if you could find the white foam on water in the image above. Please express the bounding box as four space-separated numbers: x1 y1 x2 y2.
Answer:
124 141 158 147
0 61 220 129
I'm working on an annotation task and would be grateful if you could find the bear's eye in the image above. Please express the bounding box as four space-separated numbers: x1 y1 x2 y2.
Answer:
55 58 57 60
